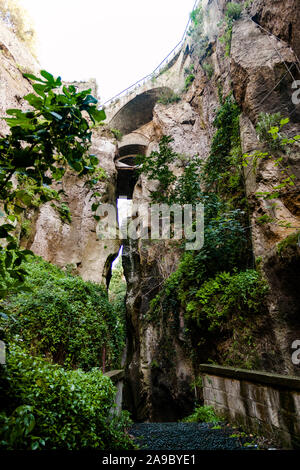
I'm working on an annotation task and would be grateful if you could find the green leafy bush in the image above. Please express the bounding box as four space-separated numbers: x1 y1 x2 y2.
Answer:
277 231 300 256
110 128 123 141
109 258 127 303
0 70 105 299
255 112 284 150
185 270 268 331
182 405 220 423
2 256 126 370
157 89 181 105
225 2 243 20
150 207 251 321
0 343 133 450
137 135 204 206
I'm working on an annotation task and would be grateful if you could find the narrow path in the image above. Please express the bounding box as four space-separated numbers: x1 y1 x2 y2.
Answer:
130 423 257 450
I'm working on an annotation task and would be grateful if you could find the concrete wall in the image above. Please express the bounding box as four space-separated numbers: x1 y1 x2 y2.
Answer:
200 364 300 449
104 370 124 416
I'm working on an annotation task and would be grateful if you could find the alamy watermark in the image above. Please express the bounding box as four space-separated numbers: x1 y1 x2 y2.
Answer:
292 80 300 105
96 202 204 250
291 340 300 365
0 340 5 365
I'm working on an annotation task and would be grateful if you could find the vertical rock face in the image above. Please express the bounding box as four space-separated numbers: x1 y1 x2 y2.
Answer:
122 101 215 421
0 21 39 137
121 0 300 420
26 130 120 284
1 0 300 423
0 19 121 286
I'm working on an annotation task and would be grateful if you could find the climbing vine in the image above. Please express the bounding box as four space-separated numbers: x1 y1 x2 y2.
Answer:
0 342 133 450
0 70 106 299
1 256 126 371
243 114 300 228
139 93 267 370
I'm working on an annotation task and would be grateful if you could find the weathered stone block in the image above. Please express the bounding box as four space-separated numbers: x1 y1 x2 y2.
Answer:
203 386 227 406
223 378 241 396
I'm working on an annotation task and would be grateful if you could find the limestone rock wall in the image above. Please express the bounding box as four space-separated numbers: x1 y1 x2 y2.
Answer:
0 19 120 285
1 0 300 424
26 129 120 284
0 21 38 137
122 0 300 421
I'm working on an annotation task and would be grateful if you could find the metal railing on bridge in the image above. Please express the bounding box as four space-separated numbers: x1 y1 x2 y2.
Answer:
101 0 200 109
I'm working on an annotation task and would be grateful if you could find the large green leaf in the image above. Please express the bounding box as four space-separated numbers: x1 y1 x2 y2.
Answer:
23 73 46 83
88 107 106 123
32 83 47 97
40 70 55 83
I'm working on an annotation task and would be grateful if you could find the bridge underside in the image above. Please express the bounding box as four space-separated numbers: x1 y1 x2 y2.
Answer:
115 144 147 198
109 87 172 135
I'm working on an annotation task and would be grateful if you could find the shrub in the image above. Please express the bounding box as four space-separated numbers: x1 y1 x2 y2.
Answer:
203 63 214 79
203 95 242 196
185 270 269 331
157 89 181 105
182 405 220 423
184 74 195 91
188 6 209 60
277 231 300 256
225 2 243 20
256 112 283 150
136 135 177 203
110 128 123 141
150 208 252 322
2 256 126 370
0 343 133 450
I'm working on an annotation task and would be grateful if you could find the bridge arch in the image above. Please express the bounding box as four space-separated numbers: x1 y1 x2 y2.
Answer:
109 87 173 136
115 143 147 199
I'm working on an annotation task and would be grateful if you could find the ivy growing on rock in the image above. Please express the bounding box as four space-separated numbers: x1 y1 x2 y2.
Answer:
219 2 243 56
0 342 133 450
1 256 126 371
0 70 106 298
243 114 299 228
138 92 267 370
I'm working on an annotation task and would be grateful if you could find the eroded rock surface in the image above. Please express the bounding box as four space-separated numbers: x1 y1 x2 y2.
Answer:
27 131 120 284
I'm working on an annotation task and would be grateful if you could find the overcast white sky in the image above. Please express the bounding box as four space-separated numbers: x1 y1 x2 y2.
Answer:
18 0 197 103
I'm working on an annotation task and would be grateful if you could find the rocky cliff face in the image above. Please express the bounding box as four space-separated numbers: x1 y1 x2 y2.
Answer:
25 129 120 284
0 19 121 285
0 20 38 137
122 0 300 421
1 0 300 423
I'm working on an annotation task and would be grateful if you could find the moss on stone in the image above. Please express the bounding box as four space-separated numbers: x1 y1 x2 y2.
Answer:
277 231 300 256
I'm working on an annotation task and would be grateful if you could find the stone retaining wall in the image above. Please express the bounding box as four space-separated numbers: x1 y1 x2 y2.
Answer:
104 370 124 415
199 364 300 449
